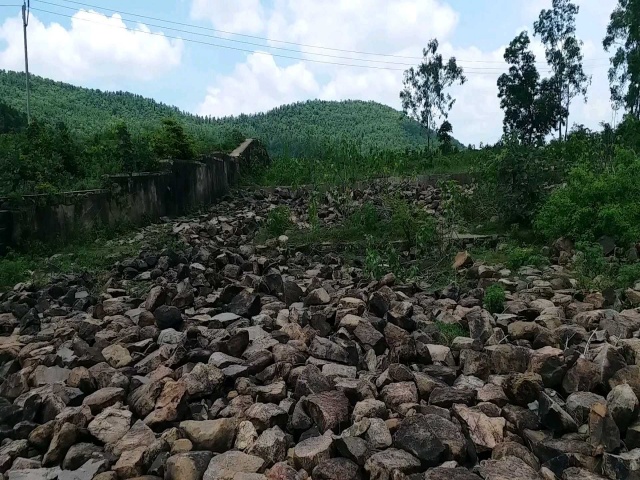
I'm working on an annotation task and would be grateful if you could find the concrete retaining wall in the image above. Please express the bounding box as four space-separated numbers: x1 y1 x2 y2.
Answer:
0 139 267 254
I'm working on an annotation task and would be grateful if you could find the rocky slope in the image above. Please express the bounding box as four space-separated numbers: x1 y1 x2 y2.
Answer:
0 183 639 480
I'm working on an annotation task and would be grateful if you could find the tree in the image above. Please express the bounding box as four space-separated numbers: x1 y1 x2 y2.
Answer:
400 39 466 149
603 0 640 117
437 120 455 155
152 117 195 160
534 0 591 140
497 32 559 144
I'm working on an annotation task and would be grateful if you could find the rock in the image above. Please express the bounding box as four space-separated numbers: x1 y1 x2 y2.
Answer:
566 392 606 425
203 451 265 480
229 290 261 317
453 251 473 270
101 344 132 368
82 387 126 414
607 383 639 434
393 414 446 466
588 401 621 453
249 426 288 467
563 358 599 394
113 446 146 478
144 380 188 425
365 418 392 450
452 404 505 452
245 403 287 432
305 288 331 306
88 406 132 445
154 305 182 329
166 452 213 480
312 458 361 480
309 337 351 365
364 448 421 480
539 391 578 434
609 366 640 399
602 449 640 480
492 442 539 471
335 436 371 466
113 419 156 457
503 373 544 407
180 419 236 452
352 399 387 422
305 390 350 433
425 467 482 480
381 382 418 409
528 346 566 388
429 386 475 408
477 456 541 480
293 433 333 472
62 443 102 470
485 345 529 374
42 423 77 466
181 363 224 399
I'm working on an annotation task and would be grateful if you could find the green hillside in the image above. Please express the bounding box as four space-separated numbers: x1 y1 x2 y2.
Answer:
0 70 444 155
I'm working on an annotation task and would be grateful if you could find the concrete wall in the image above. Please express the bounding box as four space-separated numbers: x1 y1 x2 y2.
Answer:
0 139 265 254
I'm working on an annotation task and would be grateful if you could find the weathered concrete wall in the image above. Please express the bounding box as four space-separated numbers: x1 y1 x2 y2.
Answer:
0 139 263 253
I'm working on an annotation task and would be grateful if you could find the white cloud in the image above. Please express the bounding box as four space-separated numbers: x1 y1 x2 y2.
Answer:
190 0 265 35
0 10 183 82
194 0 616 145
198 53 319 117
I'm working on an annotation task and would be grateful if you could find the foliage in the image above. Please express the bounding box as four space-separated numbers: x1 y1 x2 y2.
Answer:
152 118 195 160
603 0 640 116
497 31 560 144
400 39 466 149
437 120 456 155
535 146 640 244
265 206 293 238
505 245 549 270
484 284 506 313
435 321 469 347
572 241 640 290
534 0 590 139
476 138 555 226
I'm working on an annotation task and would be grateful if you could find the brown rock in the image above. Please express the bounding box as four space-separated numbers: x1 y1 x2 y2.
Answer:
305 390 350 433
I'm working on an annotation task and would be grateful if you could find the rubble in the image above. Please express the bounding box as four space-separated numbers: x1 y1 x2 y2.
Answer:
0 182 638 479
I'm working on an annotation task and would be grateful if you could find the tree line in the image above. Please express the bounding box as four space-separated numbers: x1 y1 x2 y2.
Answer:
401 0 640 146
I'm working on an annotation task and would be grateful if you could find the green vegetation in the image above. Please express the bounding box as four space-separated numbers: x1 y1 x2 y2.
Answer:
265 206 293 238
435 321 469 347
0 223 182 290
484 284 506 313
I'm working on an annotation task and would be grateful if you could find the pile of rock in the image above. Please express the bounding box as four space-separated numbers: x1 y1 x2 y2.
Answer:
0 185 639 480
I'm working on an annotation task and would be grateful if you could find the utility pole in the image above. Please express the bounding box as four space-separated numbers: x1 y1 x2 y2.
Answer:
22 0 30 123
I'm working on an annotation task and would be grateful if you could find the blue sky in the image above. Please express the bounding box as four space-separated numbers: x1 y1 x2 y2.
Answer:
0 0 619 145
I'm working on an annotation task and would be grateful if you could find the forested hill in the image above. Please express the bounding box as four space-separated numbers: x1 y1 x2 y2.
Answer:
0 70 447 154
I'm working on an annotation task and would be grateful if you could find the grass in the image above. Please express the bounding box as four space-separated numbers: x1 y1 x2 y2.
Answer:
244 142 478 188
436 321 469 346
0 223 181 290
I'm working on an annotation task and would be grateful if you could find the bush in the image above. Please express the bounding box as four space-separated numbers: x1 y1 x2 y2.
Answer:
265 206 292 237
505 245 548 270
535 148 640 245
484 284 506 313
435 321 469 346
572 241 640 290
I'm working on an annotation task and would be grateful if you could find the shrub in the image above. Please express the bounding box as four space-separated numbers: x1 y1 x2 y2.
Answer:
484 284 506 313
265 206 292 237
505 245 548 270
535 149 640 245
435 321 469 346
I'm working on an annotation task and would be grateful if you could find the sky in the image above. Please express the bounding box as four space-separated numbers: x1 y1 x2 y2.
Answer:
0 0 622 146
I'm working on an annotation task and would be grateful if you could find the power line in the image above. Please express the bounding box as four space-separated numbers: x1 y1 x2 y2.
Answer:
32 5 579 75
44 0 610 66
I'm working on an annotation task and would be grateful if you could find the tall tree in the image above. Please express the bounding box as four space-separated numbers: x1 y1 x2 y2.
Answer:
400 39 466 149
534 0 590 140
603 0 640 118
497 32 559 144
